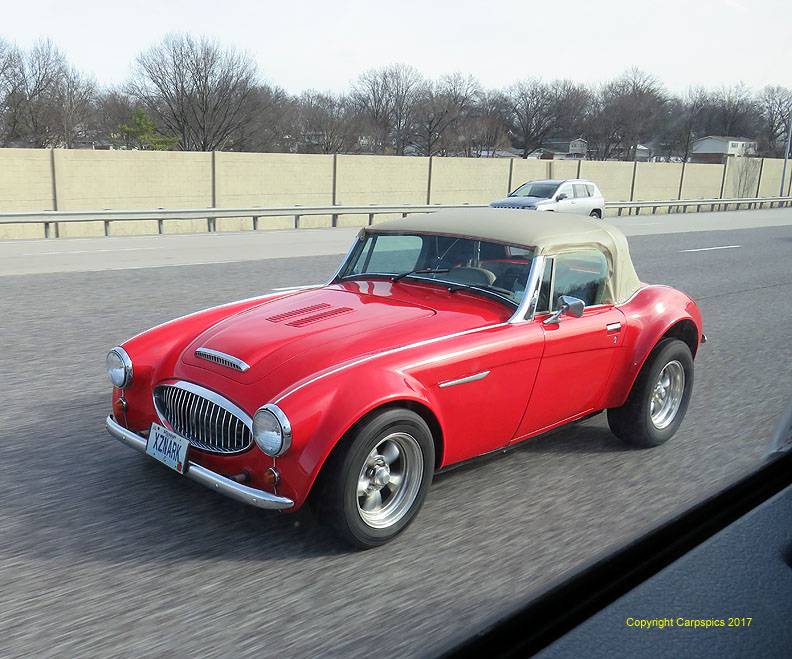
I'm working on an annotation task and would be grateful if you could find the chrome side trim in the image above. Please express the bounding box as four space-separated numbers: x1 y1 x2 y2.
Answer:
105 416 294 510
438 370 491 388
195 347 250 372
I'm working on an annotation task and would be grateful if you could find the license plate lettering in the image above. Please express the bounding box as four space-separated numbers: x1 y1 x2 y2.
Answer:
146 423 190 474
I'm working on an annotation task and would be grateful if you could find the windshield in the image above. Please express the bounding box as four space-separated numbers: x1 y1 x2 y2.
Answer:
510 181 559 198
341 233 535 306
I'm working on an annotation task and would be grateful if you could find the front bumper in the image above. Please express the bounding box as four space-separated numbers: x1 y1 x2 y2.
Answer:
105 415 294 510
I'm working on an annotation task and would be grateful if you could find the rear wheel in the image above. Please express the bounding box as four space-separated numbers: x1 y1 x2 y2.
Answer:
311 408 434 549
607 338 693 447
589 209 602 219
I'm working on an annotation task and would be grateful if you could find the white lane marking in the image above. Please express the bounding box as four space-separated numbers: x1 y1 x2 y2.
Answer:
680 245 741 253
20 246 163 256
270 284 321 291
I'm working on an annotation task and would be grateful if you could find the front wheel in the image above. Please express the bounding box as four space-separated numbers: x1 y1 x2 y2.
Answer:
311 408 435 549
590 209 602 219
607 338 694 447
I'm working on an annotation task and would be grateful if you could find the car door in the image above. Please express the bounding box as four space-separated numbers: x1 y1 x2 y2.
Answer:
409 321 546 465
573 183 596 215
511 249 625 441
553 183 577 214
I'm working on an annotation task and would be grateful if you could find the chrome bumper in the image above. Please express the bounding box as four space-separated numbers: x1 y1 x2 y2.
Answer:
105 415 294 510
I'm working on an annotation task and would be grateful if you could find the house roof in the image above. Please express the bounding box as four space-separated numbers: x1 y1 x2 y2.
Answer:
692 135 756 143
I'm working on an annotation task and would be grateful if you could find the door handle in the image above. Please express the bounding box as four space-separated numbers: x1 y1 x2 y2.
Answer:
606 322 622 333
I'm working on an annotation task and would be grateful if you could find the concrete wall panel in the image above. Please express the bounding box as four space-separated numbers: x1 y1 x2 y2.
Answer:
579 161 634 201
429 157 511 204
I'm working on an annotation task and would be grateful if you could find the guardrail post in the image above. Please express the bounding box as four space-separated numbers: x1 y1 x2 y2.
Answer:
157 219 163 234
253 216 259 231
103 220 110 237
294 214 300 229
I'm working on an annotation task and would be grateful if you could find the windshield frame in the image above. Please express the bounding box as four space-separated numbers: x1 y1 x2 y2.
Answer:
330 230 545 320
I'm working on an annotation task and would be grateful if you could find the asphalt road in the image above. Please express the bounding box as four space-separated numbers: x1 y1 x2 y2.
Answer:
2 211 792 657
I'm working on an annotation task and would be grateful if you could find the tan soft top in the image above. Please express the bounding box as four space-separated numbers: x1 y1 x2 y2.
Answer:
366 208 642 304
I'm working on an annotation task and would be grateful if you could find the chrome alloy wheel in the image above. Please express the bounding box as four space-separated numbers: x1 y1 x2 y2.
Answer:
356 432 424 529
650 360 686 430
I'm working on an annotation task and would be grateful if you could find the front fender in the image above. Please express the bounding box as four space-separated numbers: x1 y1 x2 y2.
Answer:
605 285 703 408
273 364 444 510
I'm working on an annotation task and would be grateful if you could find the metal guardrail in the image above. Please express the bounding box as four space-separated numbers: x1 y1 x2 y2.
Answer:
610 195 792 216
0 196 790 238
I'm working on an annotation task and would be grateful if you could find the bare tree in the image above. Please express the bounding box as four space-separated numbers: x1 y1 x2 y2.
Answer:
504 79 557 158
703 84 760 138
352 64 423 154
657 87 709 160
53 64 97 148
552 80 592 138
454 90 510 157
129 34 258 151
757 85 792 156
292 91 358 153
2 39 66 147
412 73 480 156
234 83 296 152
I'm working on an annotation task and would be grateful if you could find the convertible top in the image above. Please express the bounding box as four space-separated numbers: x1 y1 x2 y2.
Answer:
366 208 642 305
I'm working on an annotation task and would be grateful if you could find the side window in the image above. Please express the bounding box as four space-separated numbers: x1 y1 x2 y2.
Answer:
586 184 596 197
552 250 609 308
557 184 573 200
573 183 589 198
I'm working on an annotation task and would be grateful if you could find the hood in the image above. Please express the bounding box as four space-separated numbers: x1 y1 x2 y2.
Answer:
181 285 439 384
489 196 549 209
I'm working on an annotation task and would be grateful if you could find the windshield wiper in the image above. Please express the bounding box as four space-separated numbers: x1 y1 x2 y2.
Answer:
446 282 517 305
391 267 450 283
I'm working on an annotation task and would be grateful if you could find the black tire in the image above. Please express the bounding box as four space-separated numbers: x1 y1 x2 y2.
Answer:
607 338 694 448
311 408 435 549
589 209 602 219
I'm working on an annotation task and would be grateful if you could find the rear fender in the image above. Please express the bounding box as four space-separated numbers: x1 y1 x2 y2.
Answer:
605 286 703 409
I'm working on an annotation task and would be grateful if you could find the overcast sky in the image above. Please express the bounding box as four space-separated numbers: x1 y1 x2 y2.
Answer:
3 0 790 93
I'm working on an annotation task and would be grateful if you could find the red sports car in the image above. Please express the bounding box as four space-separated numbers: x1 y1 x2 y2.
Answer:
106 209 704 548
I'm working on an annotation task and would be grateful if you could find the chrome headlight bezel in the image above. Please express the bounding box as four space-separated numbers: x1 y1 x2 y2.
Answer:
106 346 133 388
252 404 292 457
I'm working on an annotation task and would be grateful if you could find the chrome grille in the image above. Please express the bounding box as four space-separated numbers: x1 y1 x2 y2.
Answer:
154 382 252 454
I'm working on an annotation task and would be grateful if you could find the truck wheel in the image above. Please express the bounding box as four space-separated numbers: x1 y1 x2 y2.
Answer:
608 338 694 448
312 408 435 549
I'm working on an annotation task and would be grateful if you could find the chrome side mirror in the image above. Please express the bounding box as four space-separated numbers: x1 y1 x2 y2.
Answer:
556 192 568 201
543 295 585 325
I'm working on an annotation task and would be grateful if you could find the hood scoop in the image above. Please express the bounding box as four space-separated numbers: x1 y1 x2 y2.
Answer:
265 302 354 327
286 306 353 327
266 303 331 323
195 347 250 372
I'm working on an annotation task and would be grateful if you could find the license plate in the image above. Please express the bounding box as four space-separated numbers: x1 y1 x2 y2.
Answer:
146 423 190 474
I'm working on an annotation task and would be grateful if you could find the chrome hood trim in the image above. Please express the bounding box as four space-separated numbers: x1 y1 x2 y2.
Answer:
195 347 250 372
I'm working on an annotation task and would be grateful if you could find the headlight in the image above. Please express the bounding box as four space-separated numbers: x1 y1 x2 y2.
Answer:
252 404 292 457
106 347 133 388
